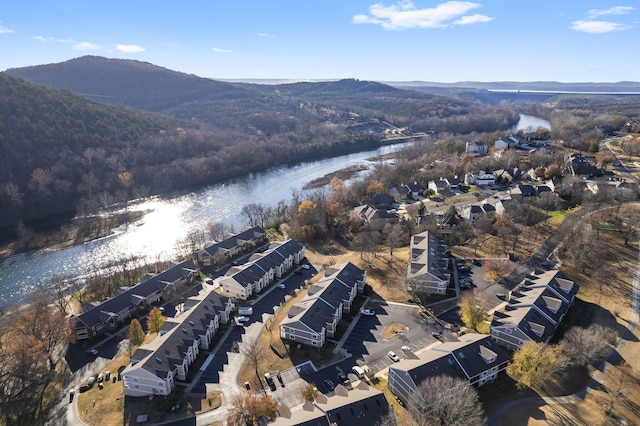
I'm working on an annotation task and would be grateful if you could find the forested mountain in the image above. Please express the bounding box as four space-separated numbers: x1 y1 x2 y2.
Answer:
0 73 179 229
7 56 520 134
1 56 522 235
6 56 257 112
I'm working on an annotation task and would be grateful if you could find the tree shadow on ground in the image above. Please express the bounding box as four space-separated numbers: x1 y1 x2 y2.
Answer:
555 298 637 344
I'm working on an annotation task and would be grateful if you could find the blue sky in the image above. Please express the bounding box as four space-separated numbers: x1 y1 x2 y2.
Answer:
1 1 639 82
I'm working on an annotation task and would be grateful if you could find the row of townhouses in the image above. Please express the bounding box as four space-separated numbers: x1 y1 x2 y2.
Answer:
216 239 305 300
197 226 266 267
490 269 579 350
73 259 199 341
406 231 453 295
121 290 232 397
279 262 366 348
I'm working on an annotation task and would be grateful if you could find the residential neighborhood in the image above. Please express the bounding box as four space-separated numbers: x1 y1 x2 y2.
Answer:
41 129 640 426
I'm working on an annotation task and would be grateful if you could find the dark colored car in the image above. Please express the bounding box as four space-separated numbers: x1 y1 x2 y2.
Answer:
276 372 285 387
69 390 75 403
323 379 335 391
337 371 349 386
265 373 277 391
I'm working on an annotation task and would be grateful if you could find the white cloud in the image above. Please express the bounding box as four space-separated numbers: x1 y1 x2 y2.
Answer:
588 6 633 18
115 44 145 53
74 41 101 51
352 1 492 30
212 47 231 53
34 36 77 44
570 20 630 33
258 33 276 38
454 13 493 25
0 24 14 34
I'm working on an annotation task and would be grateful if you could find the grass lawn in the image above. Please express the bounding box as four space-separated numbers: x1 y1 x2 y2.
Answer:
76 333 223 426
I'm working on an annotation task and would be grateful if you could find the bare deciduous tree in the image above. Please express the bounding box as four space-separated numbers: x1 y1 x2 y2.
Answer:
561 325 613 366
409 375 486 426
241 338 266 389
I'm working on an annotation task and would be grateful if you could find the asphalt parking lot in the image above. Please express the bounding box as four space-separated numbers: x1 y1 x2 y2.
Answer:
341 300 441 374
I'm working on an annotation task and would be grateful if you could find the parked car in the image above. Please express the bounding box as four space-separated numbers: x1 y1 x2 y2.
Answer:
541 260 555 269
276 283 286 289
458 265 471 272
431 331 442 339
496 293 508 301
88 348 98 356
360 308 375 316
324 378 335 391
237 316 250 323
265 373 276 391
388 351 400 362
68 390 75 403
337 371 349 386
276 371 285 387
301 264 310 270
401 345 411 352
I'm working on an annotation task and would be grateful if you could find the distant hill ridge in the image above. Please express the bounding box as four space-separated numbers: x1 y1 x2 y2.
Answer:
6 56 414 112
6 56 257 112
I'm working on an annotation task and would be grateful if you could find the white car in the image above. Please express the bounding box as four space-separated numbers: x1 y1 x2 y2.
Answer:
276 283 286 289
88 349 98 356
388 351 400 362
360 308 375 316
237 316 250 323
401 345 411 352
301 264 310 270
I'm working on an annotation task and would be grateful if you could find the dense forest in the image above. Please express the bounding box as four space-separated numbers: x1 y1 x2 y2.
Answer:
1 57 523 235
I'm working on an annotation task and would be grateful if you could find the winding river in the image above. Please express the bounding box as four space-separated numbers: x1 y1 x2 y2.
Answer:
0 141 411 305
0 114 550 305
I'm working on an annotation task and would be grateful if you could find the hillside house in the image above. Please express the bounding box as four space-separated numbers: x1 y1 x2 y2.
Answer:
459 202 496 224
352 204 400 230
465 141 488 157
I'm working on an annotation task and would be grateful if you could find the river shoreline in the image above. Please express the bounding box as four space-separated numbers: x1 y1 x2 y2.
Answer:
0 210 147 259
